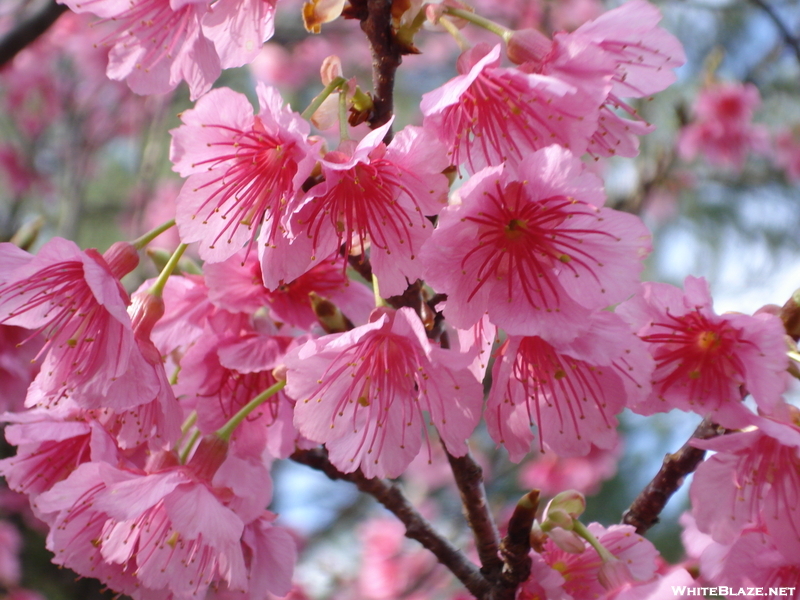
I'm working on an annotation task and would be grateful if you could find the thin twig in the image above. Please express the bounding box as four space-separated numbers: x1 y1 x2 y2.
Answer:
748 0 800 65
291 447 491 599
444 449 504 580
0 0 68 68
621 417 727 534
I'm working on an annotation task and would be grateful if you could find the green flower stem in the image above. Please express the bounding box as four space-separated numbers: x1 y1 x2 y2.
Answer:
372 274 388 307
443 6 512 41
438 16 471 52
148 243 188 298
301 76 348 121
132 219 176 250
179 428 202 464
572 519 615 562
216 380 287 442
339 86 350 141
180 411 198 435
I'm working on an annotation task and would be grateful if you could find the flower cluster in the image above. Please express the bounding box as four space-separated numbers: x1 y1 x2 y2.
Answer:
1 0 798 598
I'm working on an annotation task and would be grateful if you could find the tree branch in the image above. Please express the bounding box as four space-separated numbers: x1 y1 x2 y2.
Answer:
356 0 403 134
748 0 800 65
290 447 491 599
496 491 539 599
0 0 68 69
621 417 727 534
444 449 504 580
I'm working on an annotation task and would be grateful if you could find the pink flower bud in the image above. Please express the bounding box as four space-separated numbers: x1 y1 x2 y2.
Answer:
506 28 553 66
187 434 230 481
129 291 166 341
102 241 139 279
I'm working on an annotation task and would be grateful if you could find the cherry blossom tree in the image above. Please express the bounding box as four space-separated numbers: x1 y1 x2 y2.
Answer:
1 0 800 599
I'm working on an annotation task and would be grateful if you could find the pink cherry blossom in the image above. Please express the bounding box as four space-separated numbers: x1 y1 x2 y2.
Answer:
616 276 788 426
421 145 651 340
111 289 183 450
560 0 685 99
695 526 800 594
170 83 318 265
678 82 769 169
519 440 622 497
509 0 685 158
204 249 374 330
283 122 450 297
60 0 220 100
202 0 278 70
285 307 483 478
0 325 42 414
774 127 800 182
357 516 443 600
486 311 652 460
421 43 602 172
690 412 800 558
176 328 300 459
0 406 118 498
0 238 166 411
0 519 22 586
150 273 214 356
35 437 291 598
604 567 702 600
522 523 659 600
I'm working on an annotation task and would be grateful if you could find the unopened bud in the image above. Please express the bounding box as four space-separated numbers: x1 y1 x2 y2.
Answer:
129 291 166 339
9 216 43 251
320 55 343 85
310 291 353 333
272 363 288 382
548 490 586 519
187 434 229 481
542 507 573 530
302 0 346 33
779 289 800 340
145 449 181 472
103 241 140 279
506 28 553 66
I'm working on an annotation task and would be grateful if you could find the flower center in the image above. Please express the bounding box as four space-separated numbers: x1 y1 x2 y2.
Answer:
696 330 721 351
504 218 528 240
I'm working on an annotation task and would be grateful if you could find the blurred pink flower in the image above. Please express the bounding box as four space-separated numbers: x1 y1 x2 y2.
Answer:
774 128 800 182
519 441 622 497
0 519 22 586
679 82 769 169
